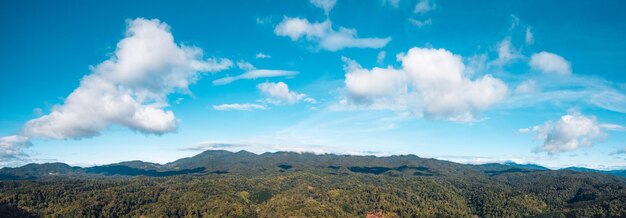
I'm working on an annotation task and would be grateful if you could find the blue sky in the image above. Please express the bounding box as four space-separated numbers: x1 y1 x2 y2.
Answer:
1 0 625 169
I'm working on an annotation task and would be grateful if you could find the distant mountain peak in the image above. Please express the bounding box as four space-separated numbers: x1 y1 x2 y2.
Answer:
2 150 625 179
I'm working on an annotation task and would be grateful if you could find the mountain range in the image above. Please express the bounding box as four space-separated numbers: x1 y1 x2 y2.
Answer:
1 150 625 217
1 150 624 179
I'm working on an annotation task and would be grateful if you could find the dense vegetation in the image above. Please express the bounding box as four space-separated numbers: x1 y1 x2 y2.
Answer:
0 150 625 217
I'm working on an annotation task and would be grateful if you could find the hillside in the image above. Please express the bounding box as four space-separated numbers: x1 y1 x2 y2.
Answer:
0 150 625 217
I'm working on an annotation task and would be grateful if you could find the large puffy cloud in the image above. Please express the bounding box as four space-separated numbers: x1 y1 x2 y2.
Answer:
257 82 317 105
22 18 232 139
403 48 508 121
342 47 508 121
1 18 231 164
274 17 391 51
342 57 408 109
529 51 571 75
523 111 622 154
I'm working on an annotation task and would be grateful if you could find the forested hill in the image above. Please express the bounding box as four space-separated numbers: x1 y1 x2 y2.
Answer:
1 149 624 179
0 150 625 217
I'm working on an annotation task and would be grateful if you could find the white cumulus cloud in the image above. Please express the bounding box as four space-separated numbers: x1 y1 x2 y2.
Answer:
257 82 316 105
523 111 623 154
530 51 571 75
342 57 408 109
1 18 232 164
341 47 508 122
274 17 391 51
21 18 231 140
404 48 508 121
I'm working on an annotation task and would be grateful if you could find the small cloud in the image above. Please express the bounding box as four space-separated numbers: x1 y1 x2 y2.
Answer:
491 37 522 66
213 69 298 85
175 98 184 104
213 104 267 111
529 51 572 75
274 17 391 51
257 81 316 105
408 18 432 27
525 27 534 45
376 51 386 65
303 97 318 104
310 0 337 15
515 79 538 94
255 53 271 59
236 60 256 71
414 0 435 14
256 16 273 25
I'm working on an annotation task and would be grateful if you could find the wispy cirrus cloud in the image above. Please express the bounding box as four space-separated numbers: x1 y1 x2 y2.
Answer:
213 60 298 85
212 104 267 111
274 17 390 51
213 69 298 85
